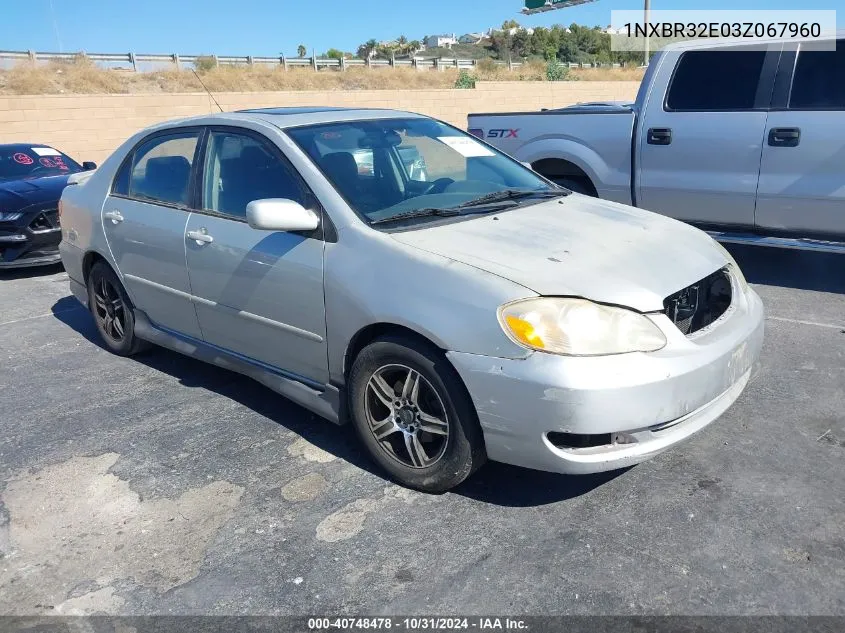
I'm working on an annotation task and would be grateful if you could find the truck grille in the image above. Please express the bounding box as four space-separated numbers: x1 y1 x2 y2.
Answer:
664 268 732 335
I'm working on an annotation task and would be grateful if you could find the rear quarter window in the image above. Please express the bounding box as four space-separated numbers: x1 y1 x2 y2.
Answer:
666 49 767 111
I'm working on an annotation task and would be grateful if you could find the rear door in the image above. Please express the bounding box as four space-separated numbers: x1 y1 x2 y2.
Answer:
637 46 779 227
184 127 329 385
756 39 845 237
104 129 202 338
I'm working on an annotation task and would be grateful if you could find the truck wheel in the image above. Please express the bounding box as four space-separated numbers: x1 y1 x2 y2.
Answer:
555 177 596 197
87 261 148 356
349 335 486 493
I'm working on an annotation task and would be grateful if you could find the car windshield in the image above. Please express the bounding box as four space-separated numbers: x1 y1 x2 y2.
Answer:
0 146 82 182
286 118 560 225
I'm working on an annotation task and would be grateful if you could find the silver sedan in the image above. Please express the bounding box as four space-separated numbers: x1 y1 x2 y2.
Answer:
58 107 764 492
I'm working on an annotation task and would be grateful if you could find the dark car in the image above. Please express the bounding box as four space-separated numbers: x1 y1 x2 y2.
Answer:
0 144 95 269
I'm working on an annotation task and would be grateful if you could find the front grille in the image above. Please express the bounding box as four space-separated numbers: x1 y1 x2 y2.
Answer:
29 209 59 232
664 268 732 335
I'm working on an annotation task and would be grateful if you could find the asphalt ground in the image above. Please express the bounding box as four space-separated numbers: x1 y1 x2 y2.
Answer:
0 243 843 617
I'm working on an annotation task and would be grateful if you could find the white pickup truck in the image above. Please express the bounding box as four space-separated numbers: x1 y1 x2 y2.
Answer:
469 33 845 252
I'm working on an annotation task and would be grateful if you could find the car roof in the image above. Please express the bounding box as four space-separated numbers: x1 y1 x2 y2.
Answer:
143 107 430 135
233 107 428 128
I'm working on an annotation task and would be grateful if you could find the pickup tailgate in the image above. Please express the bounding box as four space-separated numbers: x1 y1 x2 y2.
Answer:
468 104 637 203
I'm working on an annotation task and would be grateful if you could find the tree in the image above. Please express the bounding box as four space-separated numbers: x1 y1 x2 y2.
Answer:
408 40 421 55
356 39 378 59
511 29 531 58
297 44 307 58
501 19 521 31
325 48 345 60
397 35 408 51
489 29 514 59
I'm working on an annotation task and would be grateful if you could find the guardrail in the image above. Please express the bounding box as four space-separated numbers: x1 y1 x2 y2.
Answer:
0 49 626 72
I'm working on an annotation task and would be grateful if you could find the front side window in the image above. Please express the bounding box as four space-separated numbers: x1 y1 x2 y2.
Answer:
789 40 845 109
286 118 558 226
0 146 81 182
666 50 767 111
123 132 199 206
201 131 306 219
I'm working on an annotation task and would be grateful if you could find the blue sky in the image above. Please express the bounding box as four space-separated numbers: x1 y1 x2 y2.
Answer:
1 0 841 56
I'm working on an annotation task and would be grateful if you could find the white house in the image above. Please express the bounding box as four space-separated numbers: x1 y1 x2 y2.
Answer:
424 34 458 49
459 32 486 44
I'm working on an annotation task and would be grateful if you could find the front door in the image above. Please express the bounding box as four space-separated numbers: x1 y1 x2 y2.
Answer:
637 47 777 227
103 130 202 338
756 39 845 237
184 128 329 385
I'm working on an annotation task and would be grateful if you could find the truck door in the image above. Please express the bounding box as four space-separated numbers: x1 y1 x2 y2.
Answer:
755 39 845 238
636 46 779 227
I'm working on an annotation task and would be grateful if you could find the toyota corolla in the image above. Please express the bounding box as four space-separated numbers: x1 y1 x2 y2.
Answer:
58 107 764 492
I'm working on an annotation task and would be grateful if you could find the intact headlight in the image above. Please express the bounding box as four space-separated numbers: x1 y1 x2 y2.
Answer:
498 297 667 356
0 212 23 221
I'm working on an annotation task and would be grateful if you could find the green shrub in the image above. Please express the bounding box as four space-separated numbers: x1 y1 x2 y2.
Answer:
545 59 568 82
195 55 218 73
454 70 476 89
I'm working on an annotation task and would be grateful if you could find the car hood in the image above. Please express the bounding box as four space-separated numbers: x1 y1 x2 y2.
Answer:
0 175 71 213
390 195 729 312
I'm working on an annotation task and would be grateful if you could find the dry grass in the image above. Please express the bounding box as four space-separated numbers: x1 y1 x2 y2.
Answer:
570 66 646 81
0 56 642 95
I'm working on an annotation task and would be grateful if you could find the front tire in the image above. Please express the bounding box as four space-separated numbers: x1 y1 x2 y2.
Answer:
349 336 486 493
87 261 148 356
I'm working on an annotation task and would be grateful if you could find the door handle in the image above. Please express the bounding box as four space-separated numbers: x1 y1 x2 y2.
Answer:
186 229 214 245
103 210 124 224
647 128 672 145
768 127 801 147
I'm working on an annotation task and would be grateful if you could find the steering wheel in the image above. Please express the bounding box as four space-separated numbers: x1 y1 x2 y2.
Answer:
422 178 455 195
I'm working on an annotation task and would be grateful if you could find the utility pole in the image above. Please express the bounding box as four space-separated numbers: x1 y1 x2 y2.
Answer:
643 0 651 66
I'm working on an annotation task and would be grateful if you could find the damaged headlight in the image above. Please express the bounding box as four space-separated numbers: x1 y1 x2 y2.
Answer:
498 297 667 356
712 240 749 293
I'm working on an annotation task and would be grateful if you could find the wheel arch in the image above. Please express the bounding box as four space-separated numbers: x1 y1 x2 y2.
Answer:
342 322 448 383
531 158 598 196
82 250 110 284
514 139 604 195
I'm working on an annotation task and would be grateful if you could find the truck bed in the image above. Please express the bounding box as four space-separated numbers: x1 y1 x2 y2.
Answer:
468 103 637 205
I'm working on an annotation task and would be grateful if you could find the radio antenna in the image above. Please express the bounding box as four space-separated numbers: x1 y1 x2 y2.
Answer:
192 69 224 113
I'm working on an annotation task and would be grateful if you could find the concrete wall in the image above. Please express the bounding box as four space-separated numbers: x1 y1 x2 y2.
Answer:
0 81 640 163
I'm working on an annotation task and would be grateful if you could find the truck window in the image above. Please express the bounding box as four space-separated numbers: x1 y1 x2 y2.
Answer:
666 50 766 111
789 40 845 110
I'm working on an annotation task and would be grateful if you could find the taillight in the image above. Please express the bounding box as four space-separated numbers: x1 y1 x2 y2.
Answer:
468 128 484 139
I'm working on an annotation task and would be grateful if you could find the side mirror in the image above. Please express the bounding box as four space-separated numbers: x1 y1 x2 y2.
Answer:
82 161 97 171
246 198 320 232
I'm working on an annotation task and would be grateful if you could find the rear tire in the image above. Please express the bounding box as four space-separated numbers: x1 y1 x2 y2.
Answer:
87 261 148 356
349 335 486 493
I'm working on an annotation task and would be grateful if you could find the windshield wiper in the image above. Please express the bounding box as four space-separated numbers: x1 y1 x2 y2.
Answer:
370 207 461 226
456 188 570 208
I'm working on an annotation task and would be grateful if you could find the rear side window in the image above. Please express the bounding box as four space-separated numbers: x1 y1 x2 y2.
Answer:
789 40 845 109
666 50 767 111
114 132 199 206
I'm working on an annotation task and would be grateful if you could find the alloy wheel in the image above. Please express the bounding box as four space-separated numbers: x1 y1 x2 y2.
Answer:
364 364 450 469
93 276 126 343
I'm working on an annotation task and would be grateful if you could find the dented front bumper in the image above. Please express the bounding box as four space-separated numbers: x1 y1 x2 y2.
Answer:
447 286 765 475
